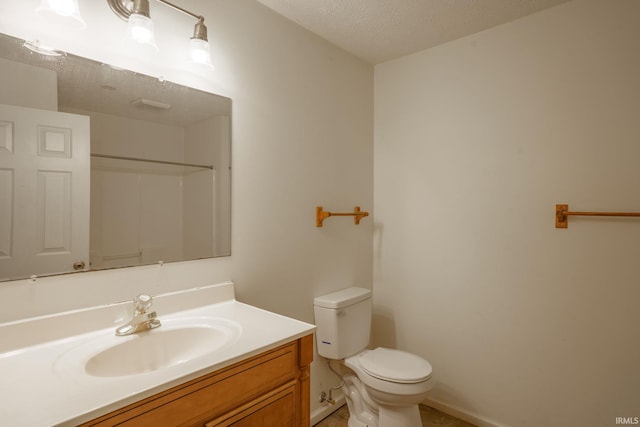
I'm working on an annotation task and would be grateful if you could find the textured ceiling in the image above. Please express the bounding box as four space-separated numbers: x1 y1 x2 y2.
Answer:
256 0 572 64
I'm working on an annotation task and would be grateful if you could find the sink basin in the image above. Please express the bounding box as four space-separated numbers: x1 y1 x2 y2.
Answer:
55 316 241 378
87 325 235 377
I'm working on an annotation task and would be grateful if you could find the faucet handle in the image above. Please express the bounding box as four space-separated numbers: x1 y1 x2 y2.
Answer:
133 294 153 314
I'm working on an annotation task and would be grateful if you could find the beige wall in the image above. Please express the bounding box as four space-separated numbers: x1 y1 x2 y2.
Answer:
0 0 373 421
373 0 640 425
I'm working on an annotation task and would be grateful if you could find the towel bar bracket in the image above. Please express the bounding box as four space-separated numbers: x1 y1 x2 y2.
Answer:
316 206 369 228
556 204 569 228
555 203 640 228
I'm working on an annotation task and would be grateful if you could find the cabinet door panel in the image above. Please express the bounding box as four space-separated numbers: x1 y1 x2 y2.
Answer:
206 383 296 427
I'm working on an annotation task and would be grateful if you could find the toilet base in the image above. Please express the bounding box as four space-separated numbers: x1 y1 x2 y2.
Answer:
347 416 368 427
346 403 422 427
378 404 422 427
342 372 424 427
343 373 378 427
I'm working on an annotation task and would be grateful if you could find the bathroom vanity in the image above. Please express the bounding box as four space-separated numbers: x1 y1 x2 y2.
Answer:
0 282 315 426
82 335 313 426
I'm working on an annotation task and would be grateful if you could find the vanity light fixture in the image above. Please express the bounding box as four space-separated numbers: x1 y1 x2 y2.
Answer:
107 0 214 69
37 0 86 29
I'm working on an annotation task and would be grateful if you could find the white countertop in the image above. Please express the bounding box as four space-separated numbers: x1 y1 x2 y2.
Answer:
0 282 315 426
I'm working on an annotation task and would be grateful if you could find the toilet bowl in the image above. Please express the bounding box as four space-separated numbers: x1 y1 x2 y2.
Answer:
345 348 434 426
347 348 434 400
313 287 435 427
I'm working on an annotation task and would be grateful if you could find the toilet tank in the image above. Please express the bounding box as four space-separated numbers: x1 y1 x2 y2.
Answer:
313 287 372 360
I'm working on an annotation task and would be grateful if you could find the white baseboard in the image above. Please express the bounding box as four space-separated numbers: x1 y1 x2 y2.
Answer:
424 397 505 427
311 395 347 426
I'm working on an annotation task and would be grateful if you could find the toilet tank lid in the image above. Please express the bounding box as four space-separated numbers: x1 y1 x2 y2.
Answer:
314 287 371 309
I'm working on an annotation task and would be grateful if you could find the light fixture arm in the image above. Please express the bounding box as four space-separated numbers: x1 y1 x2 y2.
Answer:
107 0 132 21
107 0 204 23
156 0 203 22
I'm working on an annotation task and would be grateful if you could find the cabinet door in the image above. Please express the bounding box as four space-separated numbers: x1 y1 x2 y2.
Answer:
206 382 297 427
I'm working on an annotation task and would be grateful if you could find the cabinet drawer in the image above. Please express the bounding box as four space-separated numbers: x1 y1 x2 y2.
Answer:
205 381 297 427
83 342 299 427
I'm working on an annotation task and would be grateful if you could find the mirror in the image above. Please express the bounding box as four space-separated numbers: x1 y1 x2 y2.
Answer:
0 32 231 282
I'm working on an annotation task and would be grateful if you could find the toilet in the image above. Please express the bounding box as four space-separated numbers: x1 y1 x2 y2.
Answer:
314 287 434 427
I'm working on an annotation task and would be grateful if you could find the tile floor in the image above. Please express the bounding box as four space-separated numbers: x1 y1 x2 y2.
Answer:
315 403 476 427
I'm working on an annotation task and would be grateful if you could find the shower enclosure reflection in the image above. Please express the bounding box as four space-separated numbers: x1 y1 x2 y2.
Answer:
0 32 231 282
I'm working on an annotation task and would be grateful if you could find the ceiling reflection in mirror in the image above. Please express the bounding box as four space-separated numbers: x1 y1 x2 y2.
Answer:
0 32 231 283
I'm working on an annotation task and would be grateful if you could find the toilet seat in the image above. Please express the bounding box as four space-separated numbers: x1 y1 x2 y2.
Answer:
358 348 432 384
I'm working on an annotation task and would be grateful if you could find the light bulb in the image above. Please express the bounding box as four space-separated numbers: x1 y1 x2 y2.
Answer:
41 0 79 16
189 38 213 68
127 13 158 49
37 0 86 29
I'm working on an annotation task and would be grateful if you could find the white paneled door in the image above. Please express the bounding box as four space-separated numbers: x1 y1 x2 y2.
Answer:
0 104 90 281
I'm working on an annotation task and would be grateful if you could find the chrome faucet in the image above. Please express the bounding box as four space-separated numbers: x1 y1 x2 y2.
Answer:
115 294 161 336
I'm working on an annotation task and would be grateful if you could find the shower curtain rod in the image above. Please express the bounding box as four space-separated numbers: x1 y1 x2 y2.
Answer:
91 154 213 170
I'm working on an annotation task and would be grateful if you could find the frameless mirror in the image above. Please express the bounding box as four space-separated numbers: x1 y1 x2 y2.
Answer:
0 32 231 282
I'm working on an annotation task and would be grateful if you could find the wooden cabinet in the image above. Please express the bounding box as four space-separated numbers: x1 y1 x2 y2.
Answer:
80 334 313 427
